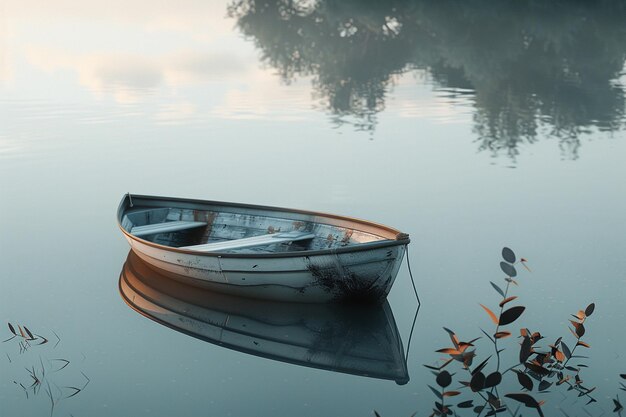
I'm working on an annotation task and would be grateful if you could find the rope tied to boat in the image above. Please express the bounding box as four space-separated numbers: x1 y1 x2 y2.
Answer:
405 244 420 304
404 244 421 363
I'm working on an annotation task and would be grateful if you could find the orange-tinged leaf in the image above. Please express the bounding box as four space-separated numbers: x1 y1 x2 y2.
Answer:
499 296 518 307
443 391 461 397
480 304 499 325
555 350 565 362
577 341 591 348
494 331 512 339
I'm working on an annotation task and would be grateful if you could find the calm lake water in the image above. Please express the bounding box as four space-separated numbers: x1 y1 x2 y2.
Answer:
1 1 626 416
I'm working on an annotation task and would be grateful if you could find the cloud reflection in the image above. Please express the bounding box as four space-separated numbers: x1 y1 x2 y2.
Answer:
23 46 252 101
0 7 11 84
4 0 625 157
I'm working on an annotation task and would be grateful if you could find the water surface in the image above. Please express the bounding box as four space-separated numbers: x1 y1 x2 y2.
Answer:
1 1 625 416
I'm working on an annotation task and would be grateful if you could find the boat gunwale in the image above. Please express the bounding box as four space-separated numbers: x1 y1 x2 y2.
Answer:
117 194 410 259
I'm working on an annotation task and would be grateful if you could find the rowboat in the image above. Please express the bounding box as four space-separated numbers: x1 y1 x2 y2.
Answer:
117 194 410 303
119 251 410 384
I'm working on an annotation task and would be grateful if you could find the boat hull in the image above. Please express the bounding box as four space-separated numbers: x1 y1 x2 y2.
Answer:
118 194 409 303
127 236 405 303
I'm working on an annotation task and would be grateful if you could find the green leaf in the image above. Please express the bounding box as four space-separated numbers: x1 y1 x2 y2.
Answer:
499 306 525 326
490 281 505 297
500 262 517 277
505 393 541 408
436 371 452 388
484 372 502 389
514 370 533 391
428 385 443 399
470 372 485 392
502 247 516 263
561 341 571 359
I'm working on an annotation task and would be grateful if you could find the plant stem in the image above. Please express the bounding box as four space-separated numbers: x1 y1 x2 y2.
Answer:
494 280 511 371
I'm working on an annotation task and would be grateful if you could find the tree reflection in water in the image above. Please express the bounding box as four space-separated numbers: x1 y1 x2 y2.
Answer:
228 0 626 158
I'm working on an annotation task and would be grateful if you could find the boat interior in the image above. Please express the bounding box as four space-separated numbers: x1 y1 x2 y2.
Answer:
121 205 392 254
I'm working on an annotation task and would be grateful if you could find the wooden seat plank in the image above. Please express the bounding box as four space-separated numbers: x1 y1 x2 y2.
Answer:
181 231 315 252
131 221 207 237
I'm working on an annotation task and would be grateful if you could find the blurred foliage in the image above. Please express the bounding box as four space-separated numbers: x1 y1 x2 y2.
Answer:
228 0 626 157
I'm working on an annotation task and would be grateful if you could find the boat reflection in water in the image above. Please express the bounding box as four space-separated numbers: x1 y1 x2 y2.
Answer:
119 251 410 384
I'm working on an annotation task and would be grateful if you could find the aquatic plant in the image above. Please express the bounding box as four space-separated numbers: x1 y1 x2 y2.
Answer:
376 247 624 417
3 324 89 416
614 374 626 416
